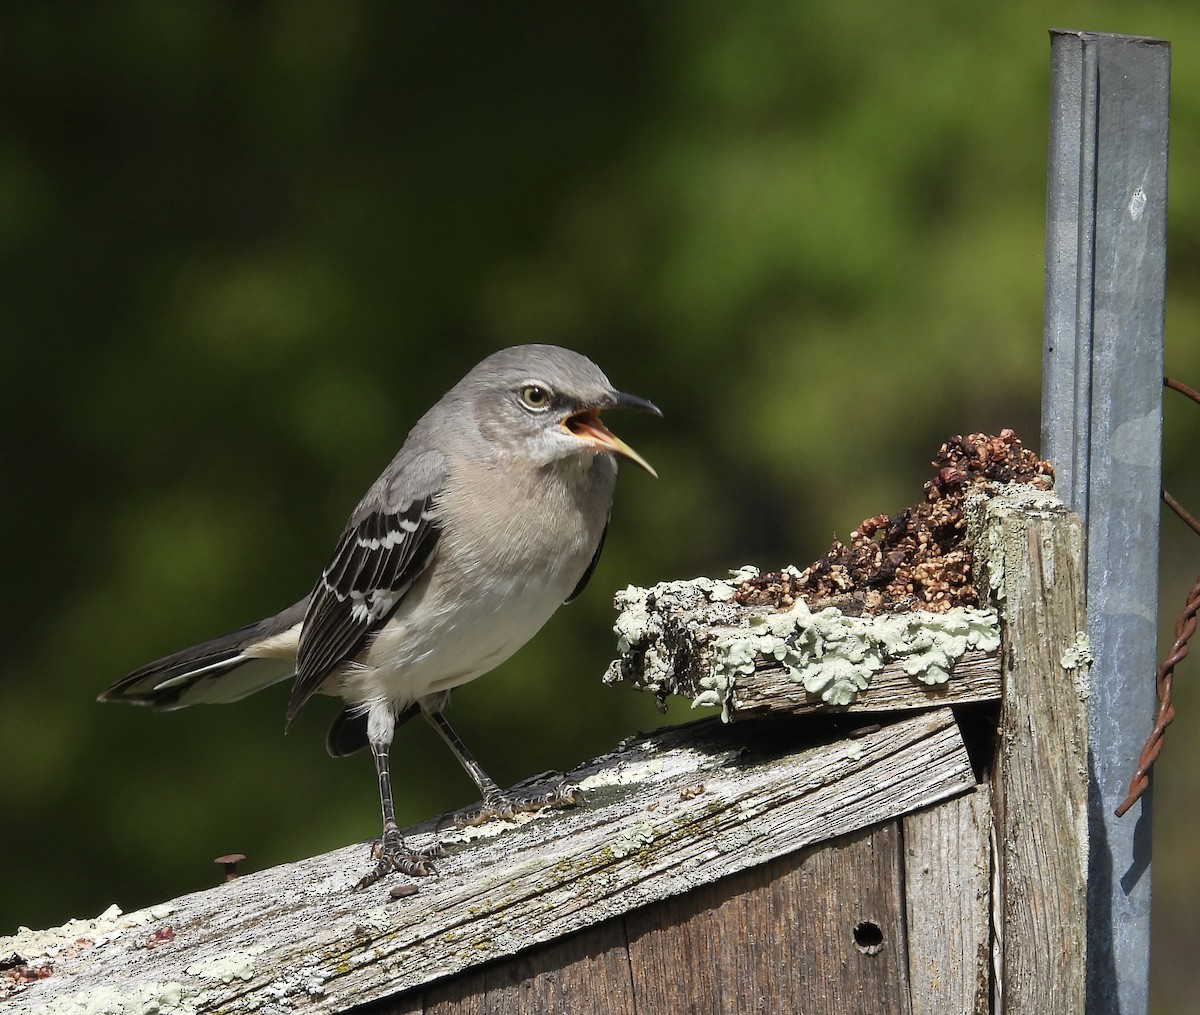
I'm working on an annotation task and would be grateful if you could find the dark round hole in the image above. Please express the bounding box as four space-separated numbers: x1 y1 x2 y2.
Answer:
853 920 884 955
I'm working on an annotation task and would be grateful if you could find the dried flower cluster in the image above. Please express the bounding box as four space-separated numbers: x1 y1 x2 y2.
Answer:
735 429 1054 614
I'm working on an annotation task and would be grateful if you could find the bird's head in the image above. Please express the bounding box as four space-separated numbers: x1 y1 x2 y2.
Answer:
459 345 661 476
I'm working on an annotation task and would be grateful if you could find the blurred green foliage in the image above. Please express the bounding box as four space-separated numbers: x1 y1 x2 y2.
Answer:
2 4 1200 1011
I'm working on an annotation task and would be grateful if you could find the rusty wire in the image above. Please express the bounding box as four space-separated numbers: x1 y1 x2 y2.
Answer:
1165 374 1200 406
1113 375 1200 817
1115 569 1200 816
1164 488 1200 539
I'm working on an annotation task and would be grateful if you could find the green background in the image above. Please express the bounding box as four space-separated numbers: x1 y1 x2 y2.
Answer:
2 4 1199 1010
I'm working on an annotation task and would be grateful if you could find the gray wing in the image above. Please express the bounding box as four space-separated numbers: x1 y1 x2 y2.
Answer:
286 451 445 727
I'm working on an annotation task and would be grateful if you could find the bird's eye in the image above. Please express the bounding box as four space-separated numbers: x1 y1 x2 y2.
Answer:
519 384 552 411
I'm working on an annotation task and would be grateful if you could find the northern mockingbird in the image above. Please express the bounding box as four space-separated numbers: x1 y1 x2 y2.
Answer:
100 344 659 889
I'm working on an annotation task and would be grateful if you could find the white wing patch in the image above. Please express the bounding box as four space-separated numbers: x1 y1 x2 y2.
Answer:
291 491 442 722
349 589 402 624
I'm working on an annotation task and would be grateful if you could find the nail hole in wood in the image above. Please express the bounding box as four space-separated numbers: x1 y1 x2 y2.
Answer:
853 920 884 955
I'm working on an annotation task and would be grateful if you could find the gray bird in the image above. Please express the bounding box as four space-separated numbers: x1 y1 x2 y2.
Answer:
100 345 659 888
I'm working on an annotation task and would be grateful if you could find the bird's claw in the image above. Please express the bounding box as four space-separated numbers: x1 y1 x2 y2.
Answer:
353 830 443 891
452 780 585 828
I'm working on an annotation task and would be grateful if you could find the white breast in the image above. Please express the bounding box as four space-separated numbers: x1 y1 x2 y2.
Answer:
340 453 612 712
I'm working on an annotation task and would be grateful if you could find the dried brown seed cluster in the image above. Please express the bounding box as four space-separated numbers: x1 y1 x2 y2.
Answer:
735 429 1054 614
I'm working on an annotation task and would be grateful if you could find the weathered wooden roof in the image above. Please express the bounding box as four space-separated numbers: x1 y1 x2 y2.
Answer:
3 704 976 1013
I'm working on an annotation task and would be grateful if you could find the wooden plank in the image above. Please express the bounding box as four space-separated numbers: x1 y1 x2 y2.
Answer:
391 798 986 1015
4 710 974 1014
796 822 912 1015
730 649 1001 719
360 989 427 1015
903 785 992 1015
420 973 486 1015
604 579 1001 720
387 924 636 1015
625 822 912 1014
624 856 783 1013
969 487 1089 1014
480 923 636 1015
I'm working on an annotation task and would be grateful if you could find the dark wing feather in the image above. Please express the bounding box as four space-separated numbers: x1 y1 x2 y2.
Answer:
565 521 608 604
100 597 309 709
287 483 442 727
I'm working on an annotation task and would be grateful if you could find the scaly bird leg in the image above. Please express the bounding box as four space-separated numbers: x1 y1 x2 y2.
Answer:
424 710 584 828
354 737 442 891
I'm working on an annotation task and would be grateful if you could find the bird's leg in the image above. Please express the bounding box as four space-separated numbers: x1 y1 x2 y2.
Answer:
354 736 442 891
424 710 583 828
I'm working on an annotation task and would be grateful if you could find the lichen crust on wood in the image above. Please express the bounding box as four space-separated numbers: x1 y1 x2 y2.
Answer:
605 571 999 719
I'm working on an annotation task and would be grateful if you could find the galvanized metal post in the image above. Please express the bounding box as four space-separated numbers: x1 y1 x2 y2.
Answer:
1041 29 1169 1015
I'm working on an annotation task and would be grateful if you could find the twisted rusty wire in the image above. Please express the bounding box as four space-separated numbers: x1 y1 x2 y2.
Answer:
1115 569 1200 816
1113 374 1200 817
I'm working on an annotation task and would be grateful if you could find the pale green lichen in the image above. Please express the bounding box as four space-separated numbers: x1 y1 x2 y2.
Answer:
609 819 657 858
613 588 652 653
185 946 262 983
1060 631 1093 670
607 566 1001 719
707 581 737 602
705 598 1000 717
577 757 666 792
889 608 1001 684
612 572 752 655
728 564 764 584
1 901 177 968
265 961 330 1003
40 982 193 1015
606 575 753 697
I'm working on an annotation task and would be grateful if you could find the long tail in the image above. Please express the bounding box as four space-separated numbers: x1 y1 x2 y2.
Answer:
99 597 309 710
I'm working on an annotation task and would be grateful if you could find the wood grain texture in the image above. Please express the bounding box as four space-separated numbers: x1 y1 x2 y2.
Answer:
903 785 992 1015
363 989 427 1015
477 923 637 1015
390 923 636 1015
388 820 929 1015
3 710 974 1014
625 822 912 1015
419 973 486 1015
970 488 1089 1015
730 649 1001 719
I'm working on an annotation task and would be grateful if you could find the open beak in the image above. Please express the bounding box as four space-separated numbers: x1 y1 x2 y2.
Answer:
562 391 661 478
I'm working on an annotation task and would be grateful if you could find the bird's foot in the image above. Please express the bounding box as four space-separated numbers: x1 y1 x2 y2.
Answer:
353 828 444 892
453 781 585 828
